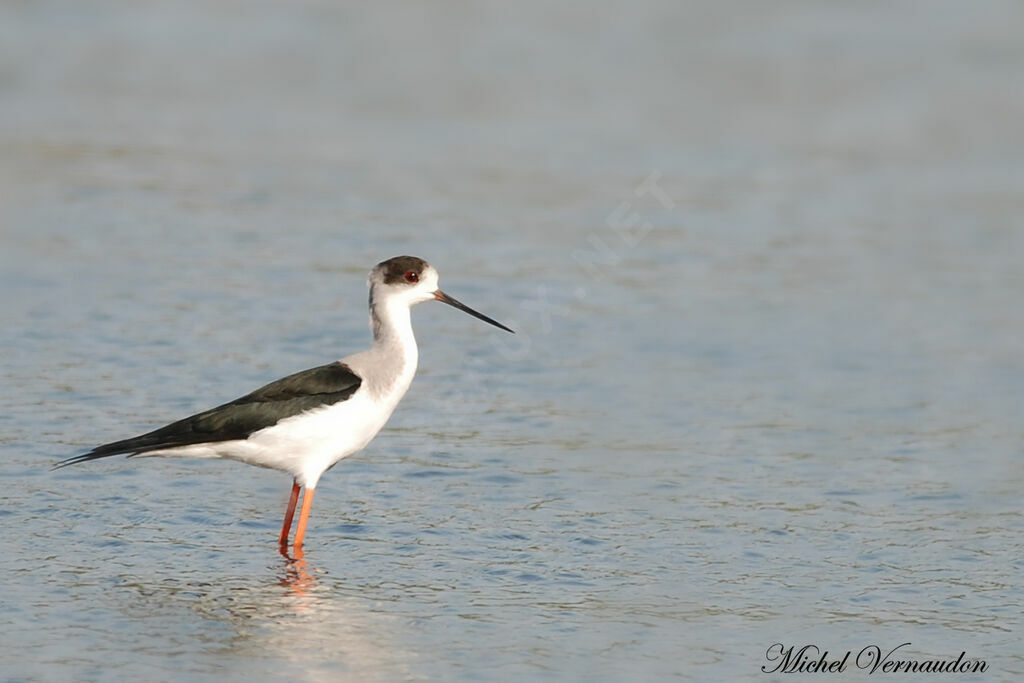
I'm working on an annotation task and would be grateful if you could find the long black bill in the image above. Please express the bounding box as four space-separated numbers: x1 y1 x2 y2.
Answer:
434 290 515 333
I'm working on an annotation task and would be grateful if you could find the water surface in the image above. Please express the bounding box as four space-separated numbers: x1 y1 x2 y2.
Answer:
1 1 1022 680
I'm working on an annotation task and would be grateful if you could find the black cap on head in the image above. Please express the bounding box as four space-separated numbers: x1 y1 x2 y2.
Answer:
377 256 429 285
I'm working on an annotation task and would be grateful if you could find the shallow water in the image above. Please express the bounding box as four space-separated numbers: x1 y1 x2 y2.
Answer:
2 1 1023 680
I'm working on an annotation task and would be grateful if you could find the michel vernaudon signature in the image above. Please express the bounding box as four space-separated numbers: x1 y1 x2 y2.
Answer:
762 643 987 675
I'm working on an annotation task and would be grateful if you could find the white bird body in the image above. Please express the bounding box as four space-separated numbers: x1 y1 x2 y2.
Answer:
135 295 422 489
135 383 405 489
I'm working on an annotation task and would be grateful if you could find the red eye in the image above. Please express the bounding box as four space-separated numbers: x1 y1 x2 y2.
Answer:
404 271 419 283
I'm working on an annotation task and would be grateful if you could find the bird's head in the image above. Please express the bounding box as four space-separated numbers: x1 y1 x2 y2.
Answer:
369 256 513 333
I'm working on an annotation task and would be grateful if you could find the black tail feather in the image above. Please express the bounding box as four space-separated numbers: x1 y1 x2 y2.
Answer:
51 432 185 471
51 451 122 471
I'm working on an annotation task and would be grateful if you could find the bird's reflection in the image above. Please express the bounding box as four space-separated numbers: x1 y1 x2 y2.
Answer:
278 544 316 597
111 547 418 680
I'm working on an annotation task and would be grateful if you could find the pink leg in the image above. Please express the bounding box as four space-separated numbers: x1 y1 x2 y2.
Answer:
278 480 301 547
292 487 316 553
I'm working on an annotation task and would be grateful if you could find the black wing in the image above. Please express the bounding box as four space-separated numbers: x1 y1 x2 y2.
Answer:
54 362 362 469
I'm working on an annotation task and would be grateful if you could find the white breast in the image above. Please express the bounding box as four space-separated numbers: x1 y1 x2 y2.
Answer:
236 347 417 487
243 388 400 486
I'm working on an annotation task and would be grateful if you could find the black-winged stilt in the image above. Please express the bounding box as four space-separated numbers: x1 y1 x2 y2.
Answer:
54 256 513 554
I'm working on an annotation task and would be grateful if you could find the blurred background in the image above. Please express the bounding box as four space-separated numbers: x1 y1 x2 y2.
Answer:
1 1 1022 680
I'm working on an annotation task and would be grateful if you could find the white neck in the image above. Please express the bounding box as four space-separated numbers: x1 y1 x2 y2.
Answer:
364 291 419 396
